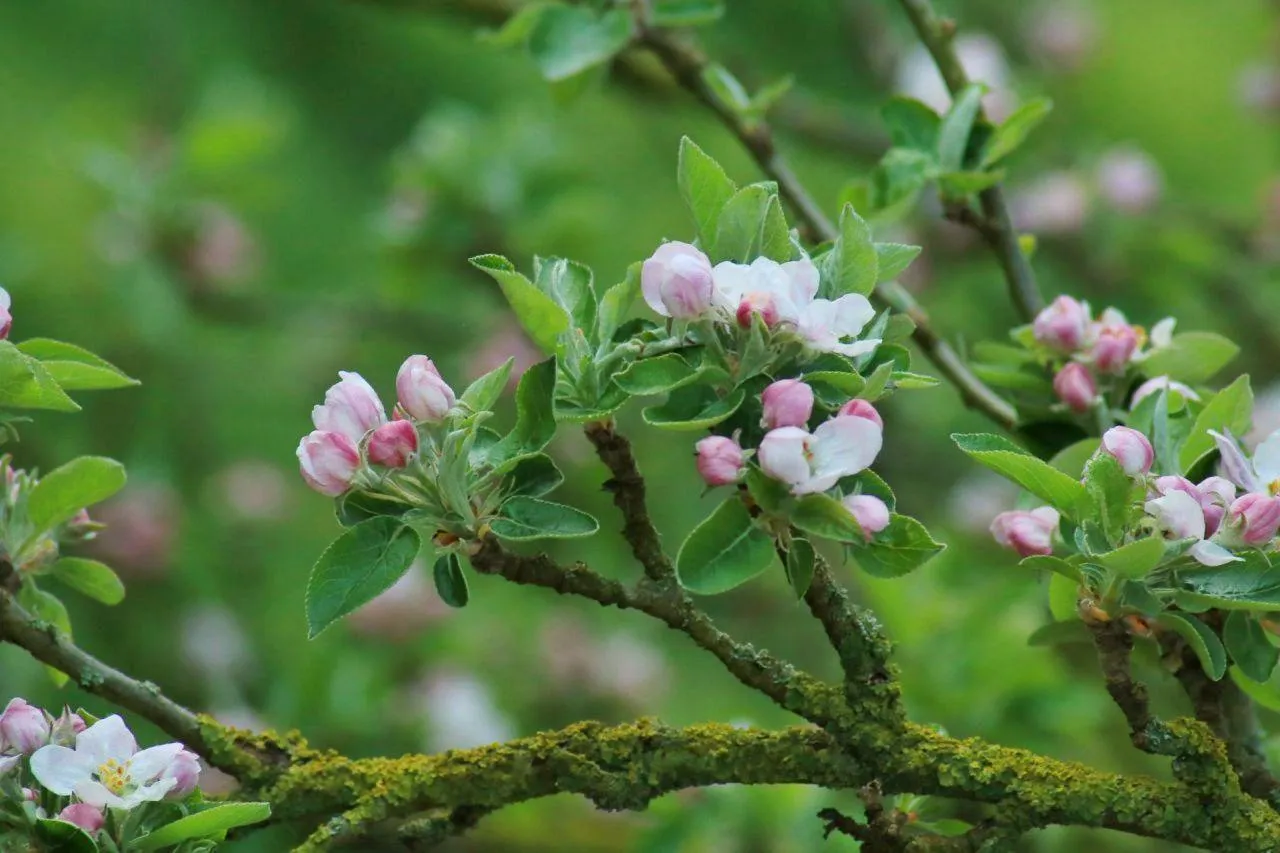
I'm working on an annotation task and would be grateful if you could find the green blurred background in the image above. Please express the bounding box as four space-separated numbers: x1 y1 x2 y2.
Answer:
2 0 1278 849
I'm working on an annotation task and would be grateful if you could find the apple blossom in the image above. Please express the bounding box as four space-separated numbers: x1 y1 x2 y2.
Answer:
795 294 880 357
990 507 1058 557
843 494 890 540
695 436 744 487
31 715 184 810
757 416 883 495
1090 320 1139 374
641 241 715 319
761 379 814 430
397 355 456 422
1145 490 1238 566
296 430 360 496
712 256 818 327
57 803 105 834
1131 375 1199 407
367 420 418 468
735 291 781 327
1101 426 1154 476
1222 493 1280 547
0 287 11 341
1210 429 1262 493
0 698 49 755
49 708 86 747
1096 147 1163 215
838 398 883 429
1032 295 1090 352
0 755 19 776
312 371 386 442
1147 317 1176 351
161 749 201 799
1053 362 1097 413
1199 476 1237 536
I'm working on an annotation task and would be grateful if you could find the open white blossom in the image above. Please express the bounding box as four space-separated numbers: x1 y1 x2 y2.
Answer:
30 716 182 810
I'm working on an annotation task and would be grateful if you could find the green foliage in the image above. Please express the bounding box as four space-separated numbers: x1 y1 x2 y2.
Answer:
28 456 126 533
133 803 273 850
650 0 725 27
16 338 138 391
527 5 633 82
1177 555 1280 612
952 433 1087 517
1142 332 1239 384
469 255 570 352
49 557 125 605
0 341 79 412
306 517 423 638
678 137 737 247
491 496 599 540
676 497 775 595
850 515 945 578
936 84 984 173
433 553 470 608
981 98 1053 167
790 493 863 544
817 205 877 298
1223 611 1279 684
1159 611 1227 681
1179 375 1252 472
1095 536 1164 580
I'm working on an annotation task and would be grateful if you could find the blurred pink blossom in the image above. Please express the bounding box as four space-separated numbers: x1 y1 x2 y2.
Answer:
1095 147 1162 215
467 320 541 392
213 460 291 522
1025 1 1098 71
1010 172 1091 235
348 564 452 640
87 483 180 578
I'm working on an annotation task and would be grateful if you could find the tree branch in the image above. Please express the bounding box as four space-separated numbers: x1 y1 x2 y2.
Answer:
892 0 1044 323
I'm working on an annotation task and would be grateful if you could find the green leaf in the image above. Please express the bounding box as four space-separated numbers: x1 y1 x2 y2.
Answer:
1048 572 1078 622
1179 375 1252 472
433 553 469 608
859 361 895 401
534 256 597 332
1096 536 1164 580
1230 666 1280 712
1027 620 1092 647
642 385 744 430
527 5 632 81
1142 332 1239 384
459 358 514 413
598 263 640 343
134 802 272 851
306 518 422 639
889 371 938 390
0 341 79 412
758 195 793 262
676 496 775 594
504 453 564 498
1151 388 1176 476
491 496 599 540
17 338 139 391
818 204 877 298
852 514 945 578
19 582 71 687
952 433 1087 518
29 456 127 533
784 537 815 598
490 359 557 462
937 84 985 172
50 558 125 605
745 467 791 514
791 493 863 543
470 255 569 353
678 137 737 246
1082 452 1136 547
1048 438 1099 479
874 242 921 284
479 3 550 47
937 169 1004 197
1178 555 1280 612
615 354 700 396
335 491 412 527
701 63 750 112
980 96 1053 167
33 819 97 853
880 97 940 151
1020 554 1081 582
650 0 725 26
1159 611 1227 681
1224 611 1279 684
713 185 771 262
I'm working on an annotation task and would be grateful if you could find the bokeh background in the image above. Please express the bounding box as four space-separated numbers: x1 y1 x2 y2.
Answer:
2 0 1279 849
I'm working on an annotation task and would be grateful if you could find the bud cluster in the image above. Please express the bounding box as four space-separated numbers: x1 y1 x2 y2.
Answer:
0 457 99 576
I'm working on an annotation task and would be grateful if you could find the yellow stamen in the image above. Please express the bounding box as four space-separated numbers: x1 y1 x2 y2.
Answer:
97 758 132 795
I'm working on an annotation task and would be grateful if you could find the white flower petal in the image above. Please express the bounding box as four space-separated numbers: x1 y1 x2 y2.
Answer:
1209 430 1260 492
1253 429 1280 485
1029 506 1061 527
811 416 883 483
780 258 820 305
73 780 122 809
757 427 813 489
130 777 177 805
128 744 184 784
1191 540 1241 567
827 339 881 358
825 294 876 337
77 716 136 765
0 754 19 775
1149 317 1176 349
1145 490 1206 541
711 261 752 306
30 745 95 796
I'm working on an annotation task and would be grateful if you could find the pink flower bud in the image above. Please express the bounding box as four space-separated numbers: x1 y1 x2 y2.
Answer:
837 399 883 430
1091 323 1139 374
760 380 814 430
0 287 11 341
1053 362 1097 413
49 708 85 747
367 420 418 468
640 242 715 319
1227 493 1280 546
842 494 890 540
0 699 49 755
1033 295 1090 352
57 803 104 834
396 355 456 422
735 292 781 328
990 507 1059 557
311 372 386 443
296 430 360 497
162 749 202 799
1102 426 1154 476
695 436 744 487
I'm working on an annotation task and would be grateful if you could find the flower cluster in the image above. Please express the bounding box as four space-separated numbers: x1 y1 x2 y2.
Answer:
1031 295 1175 413
990 425 1280 568
642 243 880 358
296 357 455 498
694 379 890 539
1 700 198 842
0 457 98 575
